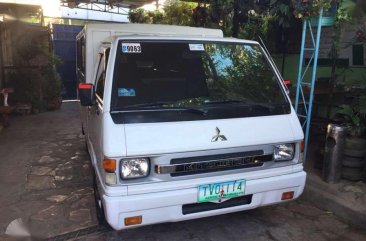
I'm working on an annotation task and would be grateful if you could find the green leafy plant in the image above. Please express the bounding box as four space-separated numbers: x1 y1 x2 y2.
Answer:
292 0 335 19
237 12 274 40
270 0 295 29
336 103 366 136
336 7 366 133
8 69 39 105
129 9 164 24
337 104 361 126
128 0 197 26
6 23 62 112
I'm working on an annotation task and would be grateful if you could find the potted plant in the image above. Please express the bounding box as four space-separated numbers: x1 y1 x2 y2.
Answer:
335 104 366 181
292 0 338 26
336 104 365 136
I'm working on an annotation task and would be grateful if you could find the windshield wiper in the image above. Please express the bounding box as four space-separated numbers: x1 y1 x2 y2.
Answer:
114 102 207 116
123 101 175 108
250 102 288 110
203 100 246 105
203 100 287 111
177 108 207 116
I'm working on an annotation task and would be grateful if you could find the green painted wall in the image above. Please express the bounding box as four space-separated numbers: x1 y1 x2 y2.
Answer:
272 54 366 118
273 54 365 84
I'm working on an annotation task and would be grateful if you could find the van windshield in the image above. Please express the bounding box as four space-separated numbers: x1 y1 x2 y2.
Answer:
110 40 290 123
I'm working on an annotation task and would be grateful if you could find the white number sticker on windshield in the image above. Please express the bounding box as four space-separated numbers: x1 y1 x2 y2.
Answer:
122 43 141 53
189 44 204 51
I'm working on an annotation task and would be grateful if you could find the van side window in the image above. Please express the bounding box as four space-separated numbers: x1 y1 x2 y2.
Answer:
95 48 110 102
95 54 105 101
76 35 86 79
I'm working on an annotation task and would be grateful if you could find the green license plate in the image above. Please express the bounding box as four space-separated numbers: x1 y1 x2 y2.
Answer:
198 180 246 203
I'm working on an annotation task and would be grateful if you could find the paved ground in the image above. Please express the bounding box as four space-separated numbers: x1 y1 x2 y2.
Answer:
303 173 366 228
0 102 97 239
303 138 366 228
76 200 366 241
1 102 366 241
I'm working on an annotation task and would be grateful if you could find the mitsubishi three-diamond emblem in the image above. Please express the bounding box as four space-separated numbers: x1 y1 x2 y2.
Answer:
211 127 227 142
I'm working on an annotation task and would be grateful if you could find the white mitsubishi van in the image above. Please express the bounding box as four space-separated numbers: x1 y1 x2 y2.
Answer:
76 24 305 230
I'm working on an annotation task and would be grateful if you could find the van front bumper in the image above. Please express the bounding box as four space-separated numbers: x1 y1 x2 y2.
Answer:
102 171 306 230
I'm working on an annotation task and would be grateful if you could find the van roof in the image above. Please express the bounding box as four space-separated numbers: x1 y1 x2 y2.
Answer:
81 23 224 38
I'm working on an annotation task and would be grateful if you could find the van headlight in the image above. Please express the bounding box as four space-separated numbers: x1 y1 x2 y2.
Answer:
274 144 295 161
121 158 150 179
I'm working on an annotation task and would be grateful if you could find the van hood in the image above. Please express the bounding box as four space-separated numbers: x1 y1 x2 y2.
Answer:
122 112 303 157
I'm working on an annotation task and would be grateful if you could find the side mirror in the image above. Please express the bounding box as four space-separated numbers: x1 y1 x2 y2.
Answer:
78 83 94 106
283 80 292 88
283 80 291 95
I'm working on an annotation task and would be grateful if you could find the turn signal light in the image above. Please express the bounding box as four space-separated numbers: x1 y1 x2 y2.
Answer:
103 159 116 172
300 141 305 152
281 191 294 200
125 216 142 226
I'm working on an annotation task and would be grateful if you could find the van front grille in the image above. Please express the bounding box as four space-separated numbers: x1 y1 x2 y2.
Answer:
154 151 273 176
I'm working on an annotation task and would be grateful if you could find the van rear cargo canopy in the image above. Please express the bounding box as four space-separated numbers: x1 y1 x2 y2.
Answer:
76 24 224 85
82 23 224 38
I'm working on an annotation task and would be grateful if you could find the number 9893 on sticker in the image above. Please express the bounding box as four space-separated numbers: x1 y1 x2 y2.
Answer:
122 43 141 53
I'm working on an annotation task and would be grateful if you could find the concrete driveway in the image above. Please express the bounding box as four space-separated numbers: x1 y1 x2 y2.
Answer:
75 201 366 241
1 101 366 241
0 102 97 239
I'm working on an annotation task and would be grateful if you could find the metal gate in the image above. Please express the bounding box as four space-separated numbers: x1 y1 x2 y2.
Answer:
52 24 83 100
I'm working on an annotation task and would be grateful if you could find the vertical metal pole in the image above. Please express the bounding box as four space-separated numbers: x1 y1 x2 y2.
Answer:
303 9 324 162
295 21 307 113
